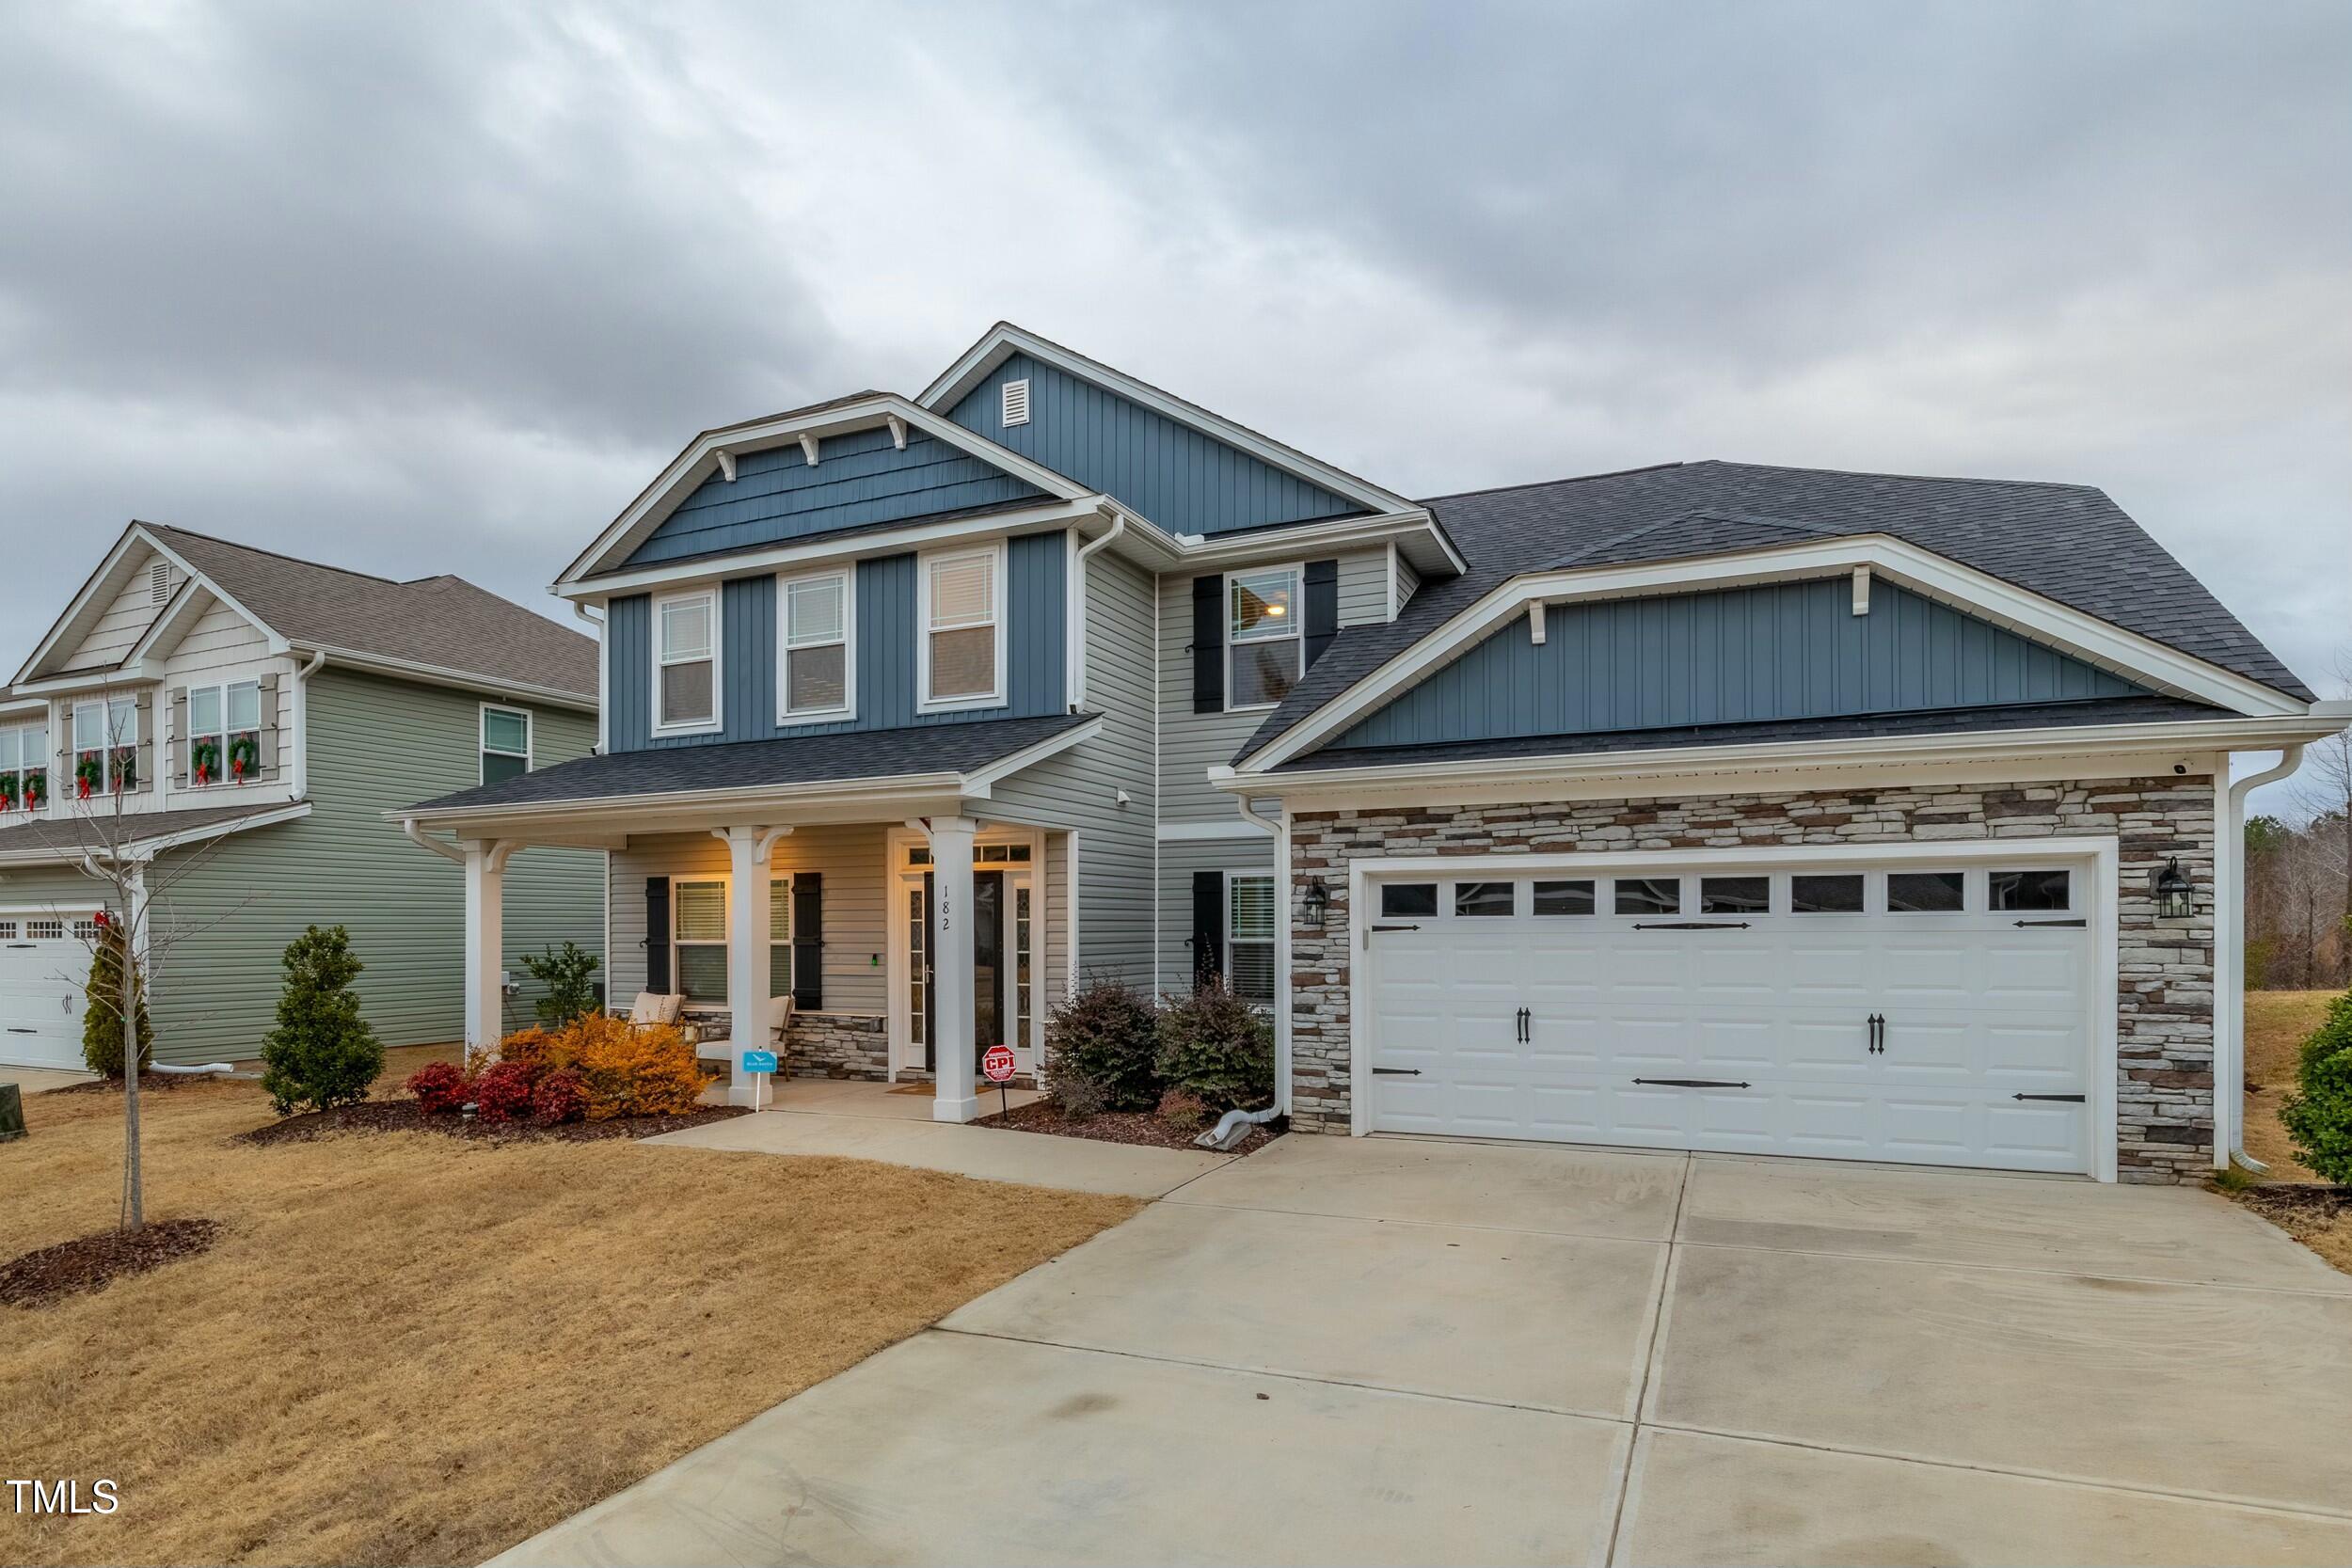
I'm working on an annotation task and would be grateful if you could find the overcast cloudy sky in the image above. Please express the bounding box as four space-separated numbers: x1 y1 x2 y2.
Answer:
2 1 2344 805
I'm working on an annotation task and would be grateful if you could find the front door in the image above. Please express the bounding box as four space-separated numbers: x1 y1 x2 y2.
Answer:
920 870 1007 1072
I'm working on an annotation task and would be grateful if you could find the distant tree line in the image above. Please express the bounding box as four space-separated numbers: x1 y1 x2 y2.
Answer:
2247 694 2352 990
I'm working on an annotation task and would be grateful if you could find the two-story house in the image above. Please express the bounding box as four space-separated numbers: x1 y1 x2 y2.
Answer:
0 523 604 1071
402 323 2345 1184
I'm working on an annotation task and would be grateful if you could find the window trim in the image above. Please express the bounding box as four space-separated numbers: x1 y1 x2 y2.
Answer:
0 718 50 812
1225 561 1304 714
650 585 723 736
671 877 729 1001
72 695 138 794
775 565 856 722
479 702 532 784
914 540 1008 715
186 679 266 788
1225 869 1278 1006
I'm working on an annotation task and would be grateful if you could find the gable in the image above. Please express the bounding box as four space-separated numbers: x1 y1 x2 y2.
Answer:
946 352 1362 538
622 424 1049 569
48 546 185 674
1326 576 2146 754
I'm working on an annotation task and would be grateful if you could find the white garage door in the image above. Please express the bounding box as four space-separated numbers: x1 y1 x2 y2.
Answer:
1362 859 2095 1174
0 912 94 1070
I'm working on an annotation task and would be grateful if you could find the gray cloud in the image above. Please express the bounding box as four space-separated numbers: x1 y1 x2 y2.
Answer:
0 0 2344 809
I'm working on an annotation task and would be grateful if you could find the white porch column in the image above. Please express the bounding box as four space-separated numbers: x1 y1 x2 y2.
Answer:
721 825 772 1106
929 816 979 1123
462 841 507 1057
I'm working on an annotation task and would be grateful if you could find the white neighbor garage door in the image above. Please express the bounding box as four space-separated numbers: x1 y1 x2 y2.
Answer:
1361 855 2097 1174
0 912 94 1070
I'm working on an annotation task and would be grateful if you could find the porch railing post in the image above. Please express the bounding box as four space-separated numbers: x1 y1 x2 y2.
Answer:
722 825 772 1107
462 840 505 1058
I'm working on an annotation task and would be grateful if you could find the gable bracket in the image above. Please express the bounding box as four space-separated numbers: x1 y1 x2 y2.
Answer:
886 415 908 451
716 451 737 483
799 433 821 467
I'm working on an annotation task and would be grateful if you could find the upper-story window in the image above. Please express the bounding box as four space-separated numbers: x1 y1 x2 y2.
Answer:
188 680 263 785
779 568 853 721
0 720 50 812
654 588 721 734
1228 565 1301 710
72 697 137 795
918 544 1004 712
481 705 531 784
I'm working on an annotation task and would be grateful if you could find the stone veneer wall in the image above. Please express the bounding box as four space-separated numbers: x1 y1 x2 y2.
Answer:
1287 775 2217 1183
678 1008 891 1081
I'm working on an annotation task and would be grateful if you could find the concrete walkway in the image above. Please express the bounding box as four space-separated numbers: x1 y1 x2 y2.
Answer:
645 1085 1232 1198
494 1134 2352 1567
4 1066 98 1095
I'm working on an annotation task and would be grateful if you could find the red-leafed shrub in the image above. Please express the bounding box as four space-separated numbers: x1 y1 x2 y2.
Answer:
469 1061 535 1124
531 1068 588 1127
407 1061 469 1115
492 1026 557 1083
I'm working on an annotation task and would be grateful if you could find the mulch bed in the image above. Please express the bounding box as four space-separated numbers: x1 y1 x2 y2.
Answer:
234 1100 751 1147
977 1100 1281 1154
2241 1183 2352 1222
1 1217 223 1309
51 1071 225 1096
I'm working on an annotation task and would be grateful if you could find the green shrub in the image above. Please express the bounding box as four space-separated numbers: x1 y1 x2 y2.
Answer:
1155 980 1275 1113
260 925 384 1116
81 915 153 1078
1043 979 1161 1112
2282 990 2352 1185
518 941 601 1027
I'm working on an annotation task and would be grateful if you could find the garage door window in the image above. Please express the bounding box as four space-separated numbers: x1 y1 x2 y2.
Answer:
1533 879 1595 915
1887 871 1965 912
1380 883 1438 918
1615 877 1681 916
1990 869 2071 911
1700 876 1770 914
1790 874 1865 913
1454 881 1515 917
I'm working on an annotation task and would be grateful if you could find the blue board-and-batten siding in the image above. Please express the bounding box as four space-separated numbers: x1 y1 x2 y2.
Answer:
605 532 1067 751
946 352 1360 538
1331 577 2145 752
622 426 1048 568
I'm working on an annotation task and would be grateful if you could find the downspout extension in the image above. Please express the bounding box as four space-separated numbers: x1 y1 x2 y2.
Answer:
1203 792 1292 1145
2224 744 2305 1174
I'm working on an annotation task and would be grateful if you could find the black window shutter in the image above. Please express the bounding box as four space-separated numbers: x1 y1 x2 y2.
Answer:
1191 574 1225 713
791 873 824 1010
1191 870 1225 990
644 877 672 993
1304 559 1339 669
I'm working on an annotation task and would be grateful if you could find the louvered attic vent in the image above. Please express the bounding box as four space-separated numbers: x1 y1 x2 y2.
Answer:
1001 377 1030 427
149 562 171 604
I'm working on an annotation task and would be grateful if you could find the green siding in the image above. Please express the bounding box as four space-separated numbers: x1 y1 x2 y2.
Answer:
135 668 605 1063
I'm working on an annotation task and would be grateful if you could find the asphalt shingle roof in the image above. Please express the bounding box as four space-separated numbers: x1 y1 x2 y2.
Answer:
145 526 596 699
1237 460 2313 764
407 711 1094 815
0 800 299 862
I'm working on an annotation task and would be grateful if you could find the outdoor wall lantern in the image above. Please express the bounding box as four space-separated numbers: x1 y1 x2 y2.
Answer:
2150 857 2194 920
1299 876 1330 927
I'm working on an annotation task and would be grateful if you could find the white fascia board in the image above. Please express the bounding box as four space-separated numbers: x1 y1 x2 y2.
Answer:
133 528 294 657
555 496 1109 603
395 775 973 836
9 664 163 698
12 526 145 685
1179 508 1468 578
1238 533 2311 773
1212 710 2347 808
914 324 1418 519
557 394 1092 588
294 646 598 714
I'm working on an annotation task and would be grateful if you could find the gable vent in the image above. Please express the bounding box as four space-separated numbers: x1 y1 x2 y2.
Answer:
1001 377 1030 428
149 562 171 605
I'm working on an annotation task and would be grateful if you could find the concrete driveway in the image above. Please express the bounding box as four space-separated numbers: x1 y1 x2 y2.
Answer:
493 1135 2352 1566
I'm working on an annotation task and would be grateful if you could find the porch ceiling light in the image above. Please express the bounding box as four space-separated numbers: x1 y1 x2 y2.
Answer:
2150 857 2193 920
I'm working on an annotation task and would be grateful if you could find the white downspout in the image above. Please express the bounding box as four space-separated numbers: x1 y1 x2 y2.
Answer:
1071 506 1126 708
1209 793 1289 1148
2218 745 2305 1172
290 650 326 798
572 600 608 754
401 817 470 866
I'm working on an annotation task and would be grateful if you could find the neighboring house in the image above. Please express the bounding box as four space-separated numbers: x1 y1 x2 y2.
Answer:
0 523 603 1070
401 323 2346 1183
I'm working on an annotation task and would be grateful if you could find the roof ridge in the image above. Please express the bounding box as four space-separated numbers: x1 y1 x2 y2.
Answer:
1695 458 2106 494
139 521 402 586
1419 462 1686 505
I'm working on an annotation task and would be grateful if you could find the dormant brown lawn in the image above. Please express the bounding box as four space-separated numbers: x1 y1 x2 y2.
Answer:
0 1073 1139 1567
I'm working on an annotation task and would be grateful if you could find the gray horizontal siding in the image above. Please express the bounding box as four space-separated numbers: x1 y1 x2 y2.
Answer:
607 532 1066 751
946 353 1359 538
1155 834 1273 994
624 425 1045 567
1336 576 2146 752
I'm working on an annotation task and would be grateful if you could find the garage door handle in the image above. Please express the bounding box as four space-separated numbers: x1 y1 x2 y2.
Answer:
6 1026 34 1035
1632 921 1752 930
2014 918 2087 927
1632 1077 1752 1089
1370 1068 1422 1077
2012 1093 2086 1102
1369 924 1421 932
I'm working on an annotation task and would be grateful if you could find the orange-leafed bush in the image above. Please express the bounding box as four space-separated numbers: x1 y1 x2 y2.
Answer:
491 1026 558 1081
557 1013 712 1120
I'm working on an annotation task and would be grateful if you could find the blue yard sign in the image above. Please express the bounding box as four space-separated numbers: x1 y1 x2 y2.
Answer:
740 1050 778 1074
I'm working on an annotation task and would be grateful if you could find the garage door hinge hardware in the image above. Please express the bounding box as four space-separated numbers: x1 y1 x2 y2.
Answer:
1368 923 1421 933
7 1026 34 1035
1632 1077 1752 1089
1632 921 1752 930
1371 1068 1422 1076
1867 1012 1885 1053
2012 1093 2087 1102
2014 917 2088 927
1516 1006 1531 1043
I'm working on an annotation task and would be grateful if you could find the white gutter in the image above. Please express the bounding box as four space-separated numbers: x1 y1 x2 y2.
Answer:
1232 793 1291 1119
290 650 326 798
401 817 471 866
1070 507 1128 706
2218 744 2308 1173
